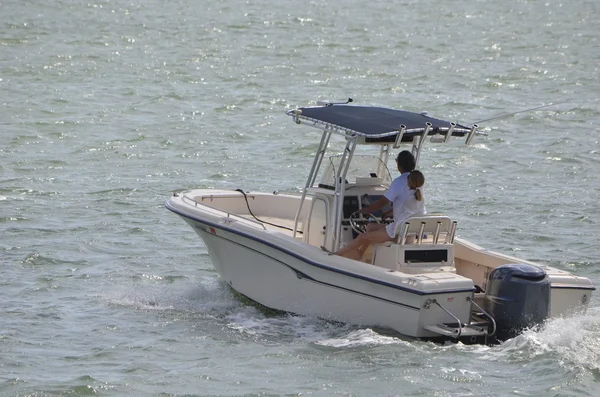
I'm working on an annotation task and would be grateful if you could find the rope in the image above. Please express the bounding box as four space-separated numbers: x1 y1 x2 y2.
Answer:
235 189 303 234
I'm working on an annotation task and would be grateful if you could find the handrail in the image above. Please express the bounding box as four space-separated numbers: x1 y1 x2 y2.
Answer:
294 129 332 238
181 194 267 230
429 298 463 339
333 137 358 250
467 297 497 337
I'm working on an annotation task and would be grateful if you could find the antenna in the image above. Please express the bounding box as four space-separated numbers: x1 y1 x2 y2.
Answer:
474 101 568 124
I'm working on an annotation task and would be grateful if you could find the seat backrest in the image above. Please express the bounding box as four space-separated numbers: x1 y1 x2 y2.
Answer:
372 215 457 272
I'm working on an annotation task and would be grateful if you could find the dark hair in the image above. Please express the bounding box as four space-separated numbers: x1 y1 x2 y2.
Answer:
395 150 416 173
408 170 425 201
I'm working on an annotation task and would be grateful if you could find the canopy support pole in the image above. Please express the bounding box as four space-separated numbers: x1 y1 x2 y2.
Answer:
293 128 332 237
414 122 431 168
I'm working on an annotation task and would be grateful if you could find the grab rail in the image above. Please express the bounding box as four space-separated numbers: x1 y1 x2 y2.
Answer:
181 193 267 230
467 297 497 337
433 299 463 339
426 298 463 339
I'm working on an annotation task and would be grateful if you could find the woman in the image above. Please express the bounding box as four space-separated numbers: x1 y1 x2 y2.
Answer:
323 151 426 260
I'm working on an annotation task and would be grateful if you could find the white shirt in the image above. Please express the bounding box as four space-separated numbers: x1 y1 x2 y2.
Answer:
384 173 427 238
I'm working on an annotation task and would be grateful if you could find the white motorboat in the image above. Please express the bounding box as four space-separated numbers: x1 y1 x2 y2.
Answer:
166 100 595 343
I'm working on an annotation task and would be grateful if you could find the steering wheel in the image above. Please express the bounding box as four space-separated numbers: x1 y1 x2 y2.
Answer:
349 211 381 234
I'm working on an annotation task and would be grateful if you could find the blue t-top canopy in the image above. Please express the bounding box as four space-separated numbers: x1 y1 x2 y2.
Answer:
288 104 473 143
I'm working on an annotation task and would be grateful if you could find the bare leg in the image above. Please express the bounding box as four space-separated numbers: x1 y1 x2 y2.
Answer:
351 224 387 260
335 224 391 259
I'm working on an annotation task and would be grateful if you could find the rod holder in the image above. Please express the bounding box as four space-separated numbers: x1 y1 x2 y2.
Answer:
448 221 457 243
444 122 456 143
394 125 406 148
465 124 478 145
433 221 441 244
417 222 426 245
399 222 410 245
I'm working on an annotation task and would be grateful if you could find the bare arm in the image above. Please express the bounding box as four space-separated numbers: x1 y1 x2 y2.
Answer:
360 196 390 215
381 208 393 219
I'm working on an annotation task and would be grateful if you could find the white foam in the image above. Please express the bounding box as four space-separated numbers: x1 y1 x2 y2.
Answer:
224 311 352 341
103 276 241 314
314 328 411 348
440 366 483 383
517 307 600 371
472 306 600 370
104 277 600 364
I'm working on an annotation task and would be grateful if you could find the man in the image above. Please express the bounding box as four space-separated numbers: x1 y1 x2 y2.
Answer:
323 150 426 260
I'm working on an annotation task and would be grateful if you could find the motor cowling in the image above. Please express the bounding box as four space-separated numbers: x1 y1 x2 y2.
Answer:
485 263 550 341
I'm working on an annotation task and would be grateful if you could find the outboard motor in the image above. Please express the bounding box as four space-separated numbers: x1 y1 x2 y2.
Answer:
485 263 550 341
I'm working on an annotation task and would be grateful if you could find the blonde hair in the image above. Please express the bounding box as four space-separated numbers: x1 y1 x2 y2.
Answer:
407 170 425 201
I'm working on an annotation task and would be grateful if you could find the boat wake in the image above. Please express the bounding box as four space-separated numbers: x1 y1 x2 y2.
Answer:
451 305 600 375
105 276 600 370
313 328 412 348
104 277 242 315
104 277 416 344
504 306 600 371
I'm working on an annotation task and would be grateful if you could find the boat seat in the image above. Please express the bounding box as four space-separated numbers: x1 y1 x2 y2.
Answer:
372 215 457 273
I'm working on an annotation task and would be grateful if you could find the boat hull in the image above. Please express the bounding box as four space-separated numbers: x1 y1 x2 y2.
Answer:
192 221 474 338
166 189 594 342
167 193 476 340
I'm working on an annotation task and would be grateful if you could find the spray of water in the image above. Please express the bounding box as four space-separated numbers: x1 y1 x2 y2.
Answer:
105 275 600 372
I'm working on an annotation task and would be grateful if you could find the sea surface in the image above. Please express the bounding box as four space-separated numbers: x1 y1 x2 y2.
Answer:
1 0 600 396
